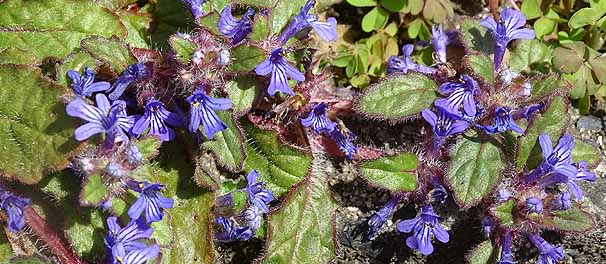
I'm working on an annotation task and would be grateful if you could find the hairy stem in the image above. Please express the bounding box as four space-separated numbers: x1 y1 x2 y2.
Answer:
24 207 87 264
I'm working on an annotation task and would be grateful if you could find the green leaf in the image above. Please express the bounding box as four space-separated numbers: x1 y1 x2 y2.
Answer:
347 0 376 7
423 0 454 24
447 132 505 207
198 12 221 35
269 0 306 35
56 52 98 86
493 199 516 227
227 44 266 73
565 65 599 99
357 73 438 120
150 0 193 47
409 0 424 15
460 18 494 55
118 10 152 49
64 207 107 261
79 173 109 206
553 42 586 74
97 0 138 10
0 65 80 184
467 240 499 264
362 7 389 32
548 206 594 232
572 139 602 166
516 96 569 170
521 0 541 20
262 153 337 264
0 48 37 65
81 36 136 74
0 0 127 62
509 39 552 74
235 0 278 9
408 18 424 39
243 122 312 197
569 8 605 29
381 0 405 12
169 35 197 64
463 53 494 85
202 111 246 171
133 137 162 161
194 152 220 191
0 230 13 263
225 76 260 115
587 55 606 84
359 152 418 192
527 74 570 101
251 13 270 42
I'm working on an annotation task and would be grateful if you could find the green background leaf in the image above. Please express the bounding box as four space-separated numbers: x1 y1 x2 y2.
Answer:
359 152 418 192
202 111 246 171
227 45 266 73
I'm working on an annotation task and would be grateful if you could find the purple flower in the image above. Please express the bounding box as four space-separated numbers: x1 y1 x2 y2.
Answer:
497 188 511 202
187 89 232 139
104 216 154 263
300 103 337 133
513 103 543 121
329 129 357 160
67 67 110 97
526 134 576 183
397 204 449 256
214 217 253 242
0 191 31 233
387 44 437 75
525 197 543 214
111 243 159 264
568 161 596 199
527 233 564 264
480 106 524 134
108 63 150 100
106 162 124 178
481 217 493 237
435 75 480 117
246 170 274 213
180 0 204 20
430 25 453 64
430 183 448 203
481 8 535 70
276 0 337 44
242 206 263 231
127 181 174 223
66 94 134 144
219 6 254 45
366 195 400 240
132 99 181 141
497 231 514 264
255 48 305 96
551 192 572 211
127 145 143 165
421 107 469 150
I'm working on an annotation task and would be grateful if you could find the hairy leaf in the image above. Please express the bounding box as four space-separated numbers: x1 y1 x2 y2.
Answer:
81 36 137 74
357 73 438 119
198 12 221 35
467 240 499 264
79 173 109 206
460 18 494 55
572 139 602 166
243 122 312 197
202 111 246 171
263 153 337 263
150 0 193 47
463 53 494 85
527 74 569 101
169 35 197 64
0 65 80 184
227 44 266 73
516 96 569 170
509 39 553 74
269 0 306 35
548 206 594 232
133 137 162 161
0 48 37 65
359 152 418 192
225 76 260 115
64 207 107 261
250 13 270 42
118 10 152 49
493 199 516 227
447 133 505 207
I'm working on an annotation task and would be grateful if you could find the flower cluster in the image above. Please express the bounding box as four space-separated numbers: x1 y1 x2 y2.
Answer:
300 103 358 159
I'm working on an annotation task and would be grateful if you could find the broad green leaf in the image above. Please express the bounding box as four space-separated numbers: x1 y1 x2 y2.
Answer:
194 152 220 191
0 0 127 62
0 48 37 65
408 18 424 39
198 12 221 35
150 0 193 47
269 0 306 35
81 36 136 74
235 0 278 9
587 55 606 84
534 10 559 37
56 52 98 86
359 152 418 192
553 42 586 74
447 132 505 207
0 65 80 184
64 207 107 261
202 111 246 171
467 240 499 264
463 53 494 85
569 8 605 29
565 65 599 99
243 122 312 197
263 153 337 264
527 74 569 101
493 199 516 227
169 35 197 64
521 0 541 20
409 0 424 15
423 0 454 24
133 137 162 161
362 7 389 32
118 10 152 49
516 96 568 170
97 0 138 10
548 206 594 232
225 76 260 115
0 230 12 263
381 0 405 12
508 39 552 73
460 18 494 55
79 173 109 206
357 73 438 119
250 14 270 42
227 45 266 73
347 0 376 7
572 139 602 166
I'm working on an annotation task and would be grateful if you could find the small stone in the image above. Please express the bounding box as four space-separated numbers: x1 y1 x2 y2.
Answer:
576 116 603 131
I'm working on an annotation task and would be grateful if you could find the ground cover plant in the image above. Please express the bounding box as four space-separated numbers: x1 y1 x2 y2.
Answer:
0 0 603 263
